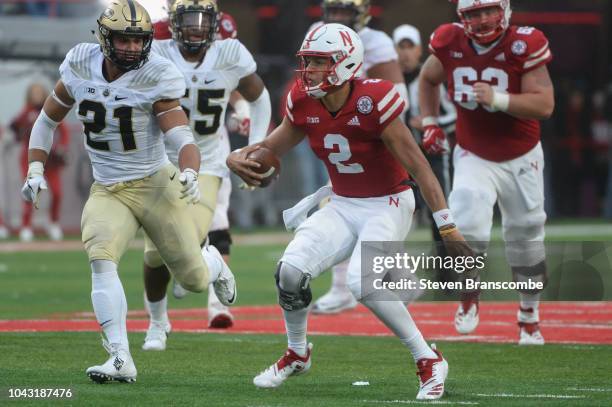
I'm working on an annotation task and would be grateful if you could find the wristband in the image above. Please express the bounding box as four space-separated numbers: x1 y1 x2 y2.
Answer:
439 226 458 237
27 161 44 178
491 91 510 112
433 208 454 228
422 116 438 127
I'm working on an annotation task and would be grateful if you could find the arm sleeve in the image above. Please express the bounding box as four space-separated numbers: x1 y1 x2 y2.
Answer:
248 88 272 145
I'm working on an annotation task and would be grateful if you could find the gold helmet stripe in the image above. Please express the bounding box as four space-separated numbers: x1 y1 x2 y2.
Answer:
127 0 137 26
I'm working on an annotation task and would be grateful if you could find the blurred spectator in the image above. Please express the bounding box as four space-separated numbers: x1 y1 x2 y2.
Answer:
601 83 612 218
24 0 50 16
10 83 69 241
0 127 8 240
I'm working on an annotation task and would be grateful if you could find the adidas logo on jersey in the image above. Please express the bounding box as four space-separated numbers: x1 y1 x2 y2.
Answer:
495 53 506 62
347 116 361 126
307 117 320 124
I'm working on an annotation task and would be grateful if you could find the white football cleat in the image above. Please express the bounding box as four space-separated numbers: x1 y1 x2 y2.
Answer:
518 323 545 345
311 288 358 314
172 279 189 299
454 293 480 334
253 343 313 388
416 344 448 400
46 223 63 241
517 307 544 345
142 321 172 351
86 341 137 383
0 225 9 240
203 245 236 306
19 227 33 242
208 289 234 329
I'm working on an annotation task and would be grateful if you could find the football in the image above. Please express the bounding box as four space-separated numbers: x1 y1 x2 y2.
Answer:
247 147 281 187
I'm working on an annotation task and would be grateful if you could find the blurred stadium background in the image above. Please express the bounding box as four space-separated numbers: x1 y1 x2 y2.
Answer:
0 0 611 233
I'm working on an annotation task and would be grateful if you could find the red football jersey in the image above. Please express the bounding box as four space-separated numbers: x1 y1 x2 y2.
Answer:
286 79 409 198
153 19 172 40
153 12 238 40
429 23 553 162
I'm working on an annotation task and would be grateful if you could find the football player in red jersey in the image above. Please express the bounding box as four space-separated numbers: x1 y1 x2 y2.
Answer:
228 23 473 400
419 0 554 345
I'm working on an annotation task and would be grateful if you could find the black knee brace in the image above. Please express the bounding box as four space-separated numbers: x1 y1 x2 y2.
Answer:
274 263 312 311
208 229 232 255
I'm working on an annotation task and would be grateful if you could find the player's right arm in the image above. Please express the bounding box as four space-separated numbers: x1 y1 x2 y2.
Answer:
226 116 305 187
418 54 450 155
21 80 74 206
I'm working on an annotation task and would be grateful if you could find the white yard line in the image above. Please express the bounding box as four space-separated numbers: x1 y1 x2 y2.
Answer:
362 400 478 405
476 393 584 399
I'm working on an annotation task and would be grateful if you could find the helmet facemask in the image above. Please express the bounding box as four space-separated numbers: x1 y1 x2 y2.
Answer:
458 0 511 45
172 8 217 54
296 51 349 99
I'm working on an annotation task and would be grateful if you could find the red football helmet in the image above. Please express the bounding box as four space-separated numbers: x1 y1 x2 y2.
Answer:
454 0 512 44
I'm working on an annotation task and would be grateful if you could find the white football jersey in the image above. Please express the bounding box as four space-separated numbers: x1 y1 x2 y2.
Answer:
59 43 185 185
152 38 257 177
308 22 398 74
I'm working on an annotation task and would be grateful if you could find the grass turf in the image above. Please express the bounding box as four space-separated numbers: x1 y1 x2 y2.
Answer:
1 332 611 406
1 228 611 405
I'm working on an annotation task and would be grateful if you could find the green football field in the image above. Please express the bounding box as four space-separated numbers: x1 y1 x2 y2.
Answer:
1 223 611 406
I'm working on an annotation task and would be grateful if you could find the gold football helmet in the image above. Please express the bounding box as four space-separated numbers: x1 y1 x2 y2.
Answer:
96 0 153 71
322 0 371 31
170 0 219 54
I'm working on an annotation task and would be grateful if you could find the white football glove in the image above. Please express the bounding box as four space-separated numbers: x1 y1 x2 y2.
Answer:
21 162 48 209
179 168 200 204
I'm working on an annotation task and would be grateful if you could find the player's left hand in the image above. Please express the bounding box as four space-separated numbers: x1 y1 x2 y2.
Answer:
473 82 494 107
21 175 48 208
179 168 200 204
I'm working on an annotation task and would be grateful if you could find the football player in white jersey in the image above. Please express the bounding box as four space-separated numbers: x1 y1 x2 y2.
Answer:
20 0 236 383
140 0 271 351
310 0 410 314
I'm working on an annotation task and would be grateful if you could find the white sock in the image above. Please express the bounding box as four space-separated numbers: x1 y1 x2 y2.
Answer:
145 295 169 325
208 283 222 308
331 261 349 291
362 299 436 361
283 308 308 357
90 260 129 352
519 292 540 322
519 292 540 311
202 248 223 283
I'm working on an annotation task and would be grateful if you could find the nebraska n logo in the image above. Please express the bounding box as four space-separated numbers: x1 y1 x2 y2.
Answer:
340 31 353 47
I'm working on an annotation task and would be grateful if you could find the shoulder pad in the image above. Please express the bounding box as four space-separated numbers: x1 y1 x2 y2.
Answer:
67 43 99 80
429 23 462 54
213 39 243 70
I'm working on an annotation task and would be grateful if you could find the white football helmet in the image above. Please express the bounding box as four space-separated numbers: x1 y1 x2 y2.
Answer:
456 0 512 44
296 23 364 99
